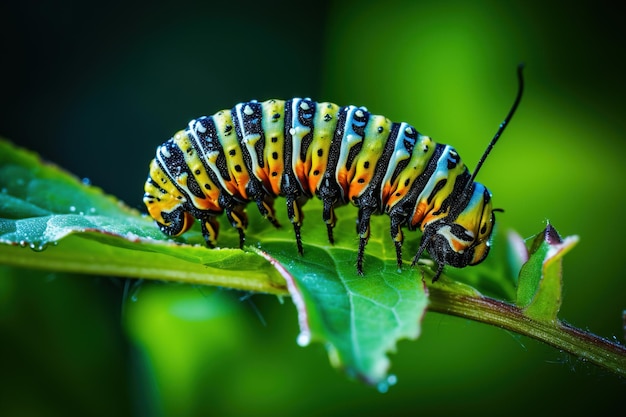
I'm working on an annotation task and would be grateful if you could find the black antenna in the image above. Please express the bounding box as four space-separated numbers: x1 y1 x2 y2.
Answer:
466 64 525 186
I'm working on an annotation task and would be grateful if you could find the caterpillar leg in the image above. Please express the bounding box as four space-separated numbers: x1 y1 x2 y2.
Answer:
389 222 404 270
256 196 281 228
201 216 220 247
322 198 337 245
412 227 444 282
285 195 305 255
412 228 432 267
356 207 374 276
225 206 248 249
431 263 445 282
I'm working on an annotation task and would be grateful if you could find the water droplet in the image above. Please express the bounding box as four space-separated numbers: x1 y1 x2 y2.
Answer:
29 242 48 252
123 279 143 305
69 206 76 212
81 177 92 186
377 374 397 393
297 332 311 347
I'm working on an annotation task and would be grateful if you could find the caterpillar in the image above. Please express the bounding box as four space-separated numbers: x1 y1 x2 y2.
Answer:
144 66 524 280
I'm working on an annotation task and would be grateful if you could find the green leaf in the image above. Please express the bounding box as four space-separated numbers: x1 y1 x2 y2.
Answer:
0 139 287 294
255 228 429 391
2 139 626 383
516 223 579 322
0 138 430 388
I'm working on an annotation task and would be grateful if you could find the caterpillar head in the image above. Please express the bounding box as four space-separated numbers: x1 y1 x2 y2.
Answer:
416 183 495 281
416 64 524 281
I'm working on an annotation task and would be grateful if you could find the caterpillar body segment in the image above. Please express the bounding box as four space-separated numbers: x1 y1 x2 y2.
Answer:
144 66 524 279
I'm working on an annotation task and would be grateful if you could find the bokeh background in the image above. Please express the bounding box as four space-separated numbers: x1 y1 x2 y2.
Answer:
1 0 624 415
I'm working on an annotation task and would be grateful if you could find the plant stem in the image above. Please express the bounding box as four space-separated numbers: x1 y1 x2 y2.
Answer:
427 286 626 377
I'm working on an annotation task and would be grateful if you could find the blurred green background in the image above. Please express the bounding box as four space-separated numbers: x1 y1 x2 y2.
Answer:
1 0 625 415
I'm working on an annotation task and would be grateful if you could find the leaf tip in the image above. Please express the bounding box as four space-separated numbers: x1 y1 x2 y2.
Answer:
544 222 561 245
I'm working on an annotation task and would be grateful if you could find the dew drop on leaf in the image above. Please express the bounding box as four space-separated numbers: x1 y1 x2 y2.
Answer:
28 242 48 252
